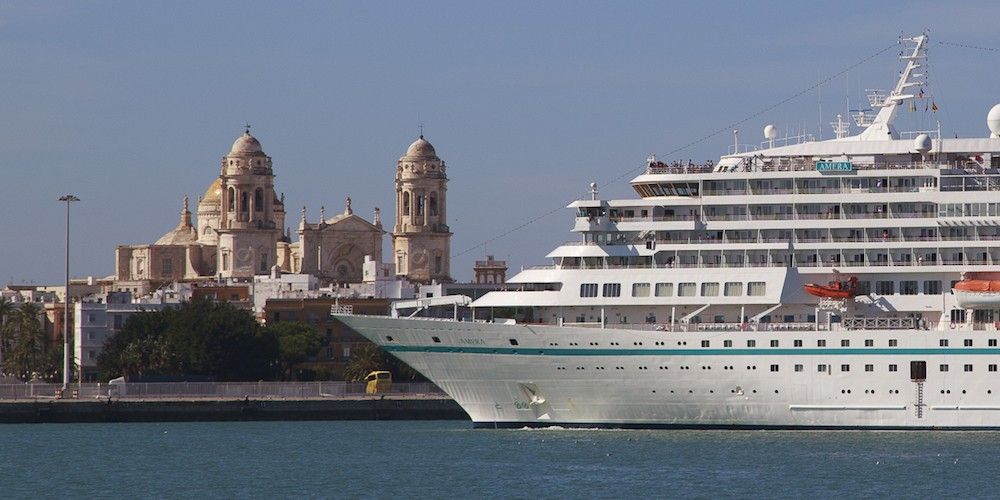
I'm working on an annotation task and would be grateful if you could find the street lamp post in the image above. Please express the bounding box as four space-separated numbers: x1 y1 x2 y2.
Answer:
59 194 79 395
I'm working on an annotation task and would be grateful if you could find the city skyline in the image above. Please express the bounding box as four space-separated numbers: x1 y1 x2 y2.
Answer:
3 1 1000 284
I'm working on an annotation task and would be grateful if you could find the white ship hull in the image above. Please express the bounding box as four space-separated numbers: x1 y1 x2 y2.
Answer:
337 315 1000 429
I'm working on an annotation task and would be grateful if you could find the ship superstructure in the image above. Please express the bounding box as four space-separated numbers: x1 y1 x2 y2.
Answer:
338 34 1000 428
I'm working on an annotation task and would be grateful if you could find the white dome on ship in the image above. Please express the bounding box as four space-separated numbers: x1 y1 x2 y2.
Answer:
914 133 932 153
987 104 1000 137
764 124 778 140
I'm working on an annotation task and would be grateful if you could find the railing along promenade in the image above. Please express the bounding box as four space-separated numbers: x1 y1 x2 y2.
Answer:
0 381 445 400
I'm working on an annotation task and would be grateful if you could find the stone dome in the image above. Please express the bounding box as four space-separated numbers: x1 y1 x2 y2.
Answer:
405 136 437 158
230 130 263 155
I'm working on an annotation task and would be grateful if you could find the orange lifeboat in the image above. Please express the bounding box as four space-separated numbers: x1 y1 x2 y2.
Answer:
804 276 858 299
953 280 1000 309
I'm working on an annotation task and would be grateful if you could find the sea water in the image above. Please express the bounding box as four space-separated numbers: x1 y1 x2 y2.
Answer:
2 420 999 498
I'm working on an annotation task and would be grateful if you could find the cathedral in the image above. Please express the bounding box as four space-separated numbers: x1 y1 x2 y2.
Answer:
114 128 452 291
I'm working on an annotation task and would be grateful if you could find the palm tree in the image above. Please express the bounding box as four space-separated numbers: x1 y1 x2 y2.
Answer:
0 297 14 369
3 302 45 381
342 344 387 382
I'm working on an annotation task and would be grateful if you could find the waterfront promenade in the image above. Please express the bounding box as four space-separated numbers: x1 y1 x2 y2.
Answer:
0 382 468 423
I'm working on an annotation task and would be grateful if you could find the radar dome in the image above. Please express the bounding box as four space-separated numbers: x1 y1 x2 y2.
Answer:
914 133 932 154
988 104 1000 137
764 124 778 140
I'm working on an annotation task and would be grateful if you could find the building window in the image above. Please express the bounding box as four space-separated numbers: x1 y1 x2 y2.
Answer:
632 283 651 297
429 192 438 216
770 364 779 372
940 364 949 372
162 258 173 276
435 256 442 274
678 283 696 297
228 187 236 211
965 364 974 372
841 364 850 372
747 282 767 296
254 188 264 212
724 282 742 296
602 283 621 297
241 192 249 212
700 282 719 296
889 364 898 372
343 346 351 359
402 192 410 216
654 283 673 297
580 283 598 298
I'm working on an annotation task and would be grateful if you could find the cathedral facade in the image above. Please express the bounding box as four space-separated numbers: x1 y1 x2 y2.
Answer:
114 129 383 290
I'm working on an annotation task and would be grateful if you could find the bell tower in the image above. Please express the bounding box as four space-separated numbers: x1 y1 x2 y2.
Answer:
392 135 452 284
215 127 285 278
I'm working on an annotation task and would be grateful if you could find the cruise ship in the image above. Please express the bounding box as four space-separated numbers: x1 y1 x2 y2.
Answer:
338 34 1000 429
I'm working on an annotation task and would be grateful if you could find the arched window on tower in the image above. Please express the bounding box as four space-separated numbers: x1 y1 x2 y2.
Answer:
241 192 249 212
402 192 410 216
228 187 236 212
254 188 264 212
416 195 424 217
429 192 438 216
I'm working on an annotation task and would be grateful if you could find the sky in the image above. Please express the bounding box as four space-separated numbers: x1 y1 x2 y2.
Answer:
2 0 1000 284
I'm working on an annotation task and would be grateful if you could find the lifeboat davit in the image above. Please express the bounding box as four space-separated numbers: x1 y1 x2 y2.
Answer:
804 276 858 299
953 280 1000 309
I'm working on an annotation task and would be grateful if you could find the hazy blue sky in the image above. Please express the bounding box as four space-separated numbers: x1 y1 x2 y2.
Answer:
2 1 999 284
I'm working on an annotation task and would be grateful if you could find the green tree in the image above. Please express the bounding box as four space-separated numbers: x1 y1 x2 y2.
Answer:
3 302 46 381
265 321 325 380
342 344 388 382
97 298 279 382
0 297 15 368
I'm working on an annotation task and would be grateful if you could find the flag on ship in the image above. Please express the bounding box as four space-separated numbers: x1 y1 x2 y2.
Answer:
932 101 939 112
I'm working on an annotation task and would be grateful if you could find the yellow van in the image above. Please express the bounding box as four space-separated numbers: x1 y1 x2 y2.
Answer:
364 371 392 394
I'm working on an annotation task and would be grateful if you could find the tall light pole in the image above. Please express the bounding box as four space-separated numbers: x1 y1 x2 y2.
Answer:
59 194 79 394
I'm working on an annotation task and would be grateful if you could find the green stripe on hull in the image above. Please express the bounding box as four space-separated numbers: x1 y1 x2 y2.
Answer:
383 345 1000 356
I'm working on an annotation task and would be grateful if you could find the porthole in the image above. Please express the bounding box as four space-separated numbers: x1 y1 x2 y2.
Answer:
386 336 394 342
432 336 441 343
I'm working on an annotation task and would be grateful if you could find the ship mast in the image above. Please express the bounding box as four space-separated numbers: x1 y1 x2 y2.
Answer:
854 33 927 141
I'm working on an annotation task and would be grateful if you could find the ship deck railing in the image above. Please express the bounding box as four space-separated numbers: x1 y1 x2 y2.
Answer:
644 161 994 176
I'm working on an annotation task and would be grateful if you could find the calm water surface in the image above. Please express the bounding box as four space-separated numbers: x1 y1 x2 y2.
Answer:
3 420 1000 498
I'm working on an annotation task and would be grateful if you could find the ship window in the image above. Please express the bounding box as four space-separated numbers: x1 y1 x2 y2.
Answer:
991 339 998 347
875 281 895 295
900 281 918 295
965 364 974 372
865 364 874 372
794 340 802 347
509 339 519 346
747 282 767 296
724 340 733 347
924 281 942 294
770 364 779 372
386 336 394 342
990 364 998 372
747 340 756 347
701 340 710 347
678 283 696 296
940 339 949 347
794 364 803 372
602 283 621 297
889 339 898 347
432 336 441 343
632 283 651 297
841 339 850 347
724 282 742 296
817 339 827 347
965 339 973 347
889 364 898 372
580 283 598 297
940 364 949 372
770 340 779 347
818 364 828 372
700 283 719 296
865 339 874 347
841 364 850 372
654 283 673 297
